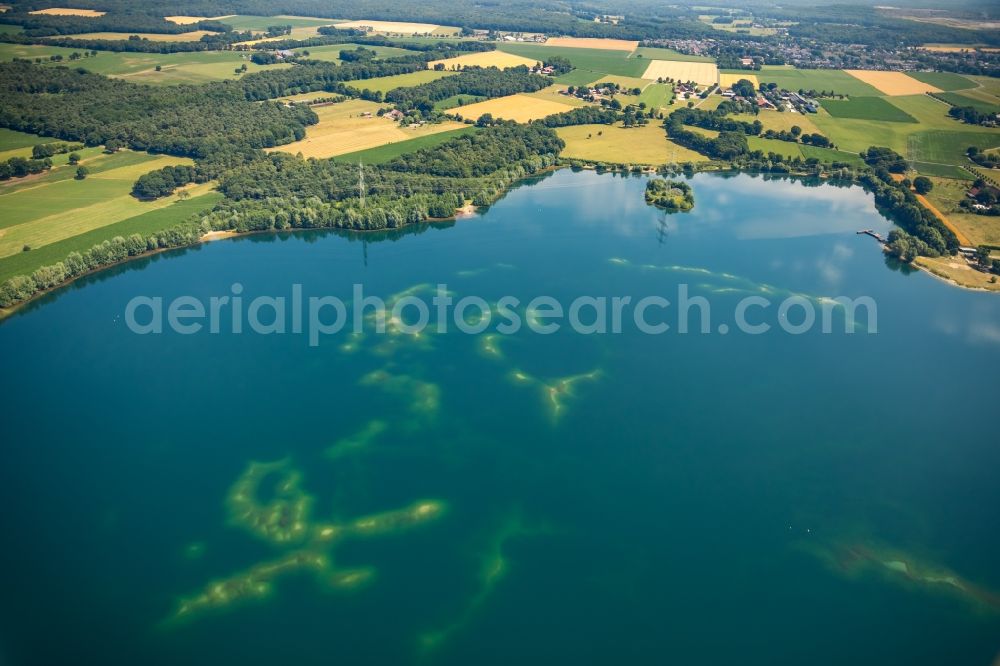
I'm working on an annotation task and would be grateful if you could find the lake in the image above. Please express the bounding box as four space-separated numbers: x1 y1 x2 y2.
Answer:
1 170 998 665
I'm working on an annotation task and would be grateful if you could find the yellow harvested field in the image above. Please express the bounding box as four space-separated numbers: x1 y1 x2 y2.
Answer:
641 60 719 87
543 37 638 51
334 20 443 34
920 44 1000 53
268 100 466 158
29 7 105 16
844 70 942 96
720 73 759 88
164 15 233 24
557 123 706 165
56 30 217 42
428 51 538 71
450 94 576 123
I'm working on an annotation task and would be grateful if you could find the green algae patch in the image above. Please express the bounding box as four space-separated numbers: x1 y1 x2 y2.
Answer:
508 368 601 422
226 459 312 546
804 537 1000 614
325 419 388 460
167 459 446 626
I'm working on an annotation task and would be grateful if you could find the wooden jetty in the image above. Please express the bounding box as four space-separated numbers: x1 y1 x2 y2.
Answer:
857 229 887 243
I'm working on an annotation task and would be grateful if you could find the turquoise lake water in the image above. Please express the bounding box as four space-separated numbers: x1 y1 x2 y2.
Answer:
1 170 999 665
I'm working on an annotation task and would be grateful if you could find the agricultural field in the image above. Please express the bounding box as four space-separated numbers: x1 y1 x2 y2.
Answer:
219 15 341 31
332 126 478 164
0 190 222 282
268 99 466 158
631 47 714 63
912 162 975 180
46 31 218 42
934 92 999 114
554 70 603 87
165 15 233 25
906 71 977 91
923 176 1000 247
640 60 718 86
522 84 588 107
543 37 638 51
428 51 538 71
433 94 486 111
594 74 653 91
0 128 52 158
755 67 882 97
496 43 647 78
557 123 705 165
699 15 780 36
0 45 284 84
736 110 824 136
351 69 456 94
293 43 415 61
720 73 758 88
334 20 451 35
844 70 941 96
637 83 673 110
0 150 205 260
450 94 576 123
908 130 1000 166
28 7 104 16
821 97 918 123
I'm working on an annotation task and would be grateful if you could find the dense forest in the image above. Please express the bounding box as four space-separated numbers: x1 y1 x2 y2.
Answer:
385 68 551 106
0 62 317 157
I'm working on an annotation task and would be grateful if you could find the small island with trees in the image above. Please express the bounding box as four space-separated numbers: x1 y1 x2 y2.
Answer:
644 178 694 212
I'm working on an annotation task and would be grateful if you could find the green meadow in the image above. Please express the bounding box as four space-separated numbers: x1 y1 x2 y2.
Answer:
0 148 208 262
496 43 648 78
295 43 416 61
934 92 999 113
0 191 222 282
821 97 918 122
0 127 51 153
637 83 673 109
631 47 714 63
352 69 456 94
754 67 883 97
0 44 287 84
219 15 343 31
433 94 486 111
906 71 976 91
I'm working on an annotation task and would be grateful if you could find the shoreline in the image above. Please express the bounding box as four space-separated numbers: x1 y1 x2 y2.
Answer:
2 168 997 321
0 204 484 322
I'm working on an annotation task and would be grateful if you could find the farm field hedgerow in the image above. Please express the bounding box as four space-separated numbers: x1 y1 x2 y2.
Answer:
821 97 918 122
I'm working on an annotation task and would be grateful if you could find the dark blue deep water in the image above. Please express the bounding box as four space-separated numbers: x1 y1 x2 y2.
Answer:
1 171 998 665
